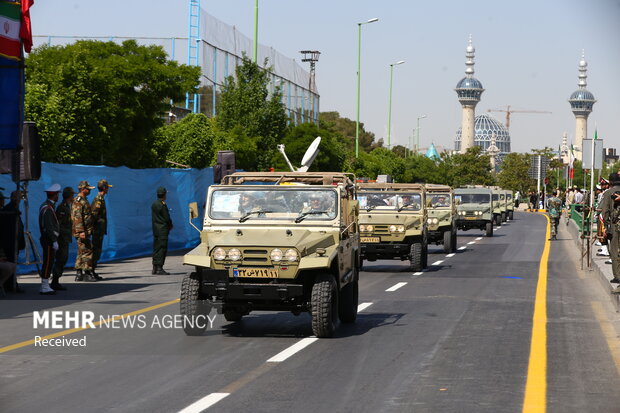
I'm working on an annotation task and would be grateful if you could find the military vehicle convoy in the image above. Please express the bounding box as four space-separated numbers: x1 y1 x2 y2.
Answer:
425 184 457 253
181 172 360 338
505 189 514 220
455 187 495 237
357 183 428 271
491 188 503 226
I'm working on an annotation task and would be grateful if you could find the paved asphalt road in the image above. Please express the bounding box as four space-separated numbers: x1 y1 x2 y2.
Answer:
1 212 620 412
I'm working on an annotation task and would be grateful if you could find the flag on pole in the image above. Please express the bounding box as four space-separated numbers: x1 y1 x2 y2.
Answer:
568 144 575 180
593 128 598 140
0 1 21 60
20 0 34 53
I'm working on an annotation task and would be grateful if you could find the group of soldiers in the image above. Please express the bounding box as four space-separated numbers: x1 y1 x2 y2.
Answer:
38 179 111 295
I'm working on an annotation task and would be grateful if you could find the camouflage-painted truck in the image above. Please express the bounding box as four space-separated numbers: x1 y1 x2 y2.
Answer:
491 188 503 226
357 183 428 271
455 186 495 237
425 184 457 253
504 189 514 220
181 172 360 338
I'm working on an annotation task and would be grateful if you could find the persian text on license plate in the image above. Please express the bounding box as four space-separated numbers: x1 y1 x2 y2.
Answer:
233 268 278 278
361 236 380 243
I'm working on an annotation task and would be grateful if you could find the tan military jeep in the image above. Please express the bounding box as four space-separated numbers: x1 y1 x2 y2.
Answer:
425 184 457 253
181 172 360 338
357 183 428 271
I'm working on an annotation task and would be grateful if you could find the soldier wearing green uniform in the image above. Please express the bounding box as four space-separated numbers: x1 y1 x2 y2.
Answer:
601 173 620 291
152 186 173 275
52 187 75 289
546 190 562 240
91 179 112 280
72 181 97 282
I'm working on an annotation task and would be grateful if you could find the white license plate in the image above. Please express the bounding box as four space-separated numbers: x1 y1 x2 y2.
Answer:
233 268 278 278
361 237 381 243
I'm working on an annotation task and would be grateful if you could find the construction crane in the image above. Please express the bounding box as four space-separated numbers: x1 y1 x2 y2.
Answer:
487 105 552 130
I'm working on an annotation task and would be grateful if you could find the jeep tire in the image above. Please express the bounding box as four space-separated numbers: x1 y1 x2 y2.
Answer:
339 279 358 323
485 222 494 237
501 212 507 222
443 230 454 253
311 273 339 338
509 210 514 220
180 272 208 336
410 242 423 271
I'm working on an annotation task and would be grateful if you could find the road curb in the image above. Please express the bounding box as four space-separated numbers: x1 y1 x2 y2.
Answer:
565 218 619 312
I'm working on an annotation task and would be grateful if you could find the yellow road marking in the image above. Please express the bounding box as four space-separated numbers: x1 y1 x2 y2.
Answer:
522 213 550 413
590 301 620 378
0 298 180 354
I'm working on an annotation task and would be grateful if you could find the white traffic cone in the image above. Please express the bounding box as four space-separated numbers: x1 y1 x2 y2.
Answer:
40 278 56 295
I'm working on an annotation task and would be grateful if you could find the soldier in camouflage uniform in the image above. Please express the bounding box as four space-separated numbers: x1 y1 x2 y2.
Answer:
51 187 75 289
72 180 97 282
91 179 113 280
546 190 563 240
601 173 620 292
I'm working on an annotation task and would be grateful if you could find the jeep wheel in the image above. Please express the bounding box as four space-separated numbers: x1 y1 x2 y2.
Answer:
450 230 457 252
509 210 514 220
495 215 501 226
501 212 507 222
410 242 423 271
223 309 243 322
443 230 452 253
311 274 339 338
485 222 494 237
339 280 358 323
180 272 208 336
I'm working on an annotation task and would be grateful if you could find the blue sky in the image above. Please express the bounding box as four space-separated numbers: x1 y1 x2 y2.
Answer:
31 0 620 154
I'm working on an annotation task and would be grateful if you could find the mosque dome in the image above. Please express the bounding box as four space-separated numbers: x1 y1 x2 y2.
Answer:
456 77 483 90
454 113 511 155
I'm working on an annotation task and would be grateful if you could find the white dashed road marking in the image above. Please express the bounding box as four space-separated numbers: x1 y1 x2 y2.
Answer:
458 246 467 251
357 302 374 312
413 271 424 276
386 282 407 292
178 393 230 413
446 253 455 258
467 241 476 245
475 237 482 240
432 260 444 266
267 338 319 362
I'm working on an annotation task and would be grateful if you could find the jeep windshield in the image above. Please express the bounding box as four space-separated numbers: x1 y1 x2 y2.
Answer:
209 188 338 221
429 193 451 208
456 194 491 204
358 192 422 212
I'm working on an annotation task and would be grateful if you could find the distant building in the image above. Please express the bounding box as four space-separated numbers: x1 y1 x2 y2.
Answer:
568 51 596 161
604 148 618 166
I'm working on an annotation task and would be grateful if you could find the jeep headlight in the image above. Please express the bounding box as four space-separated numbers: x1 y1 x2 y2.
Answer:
284 249 298 262
361 224 373 232
213 247 226 260
428 218 439 224
389 225 397 232
397 225 405 232
228 248 241 261
270 248 283 262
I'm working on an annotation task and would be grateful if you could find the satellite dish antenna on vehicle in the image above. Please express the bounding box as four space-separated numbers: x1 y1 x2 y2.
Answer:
277 136 321 172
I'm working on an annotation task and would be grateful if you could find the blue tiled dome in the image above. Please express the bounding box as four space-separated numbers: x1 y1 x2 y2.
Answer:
454 114 511 157
569 89 595 101
456 77 483 89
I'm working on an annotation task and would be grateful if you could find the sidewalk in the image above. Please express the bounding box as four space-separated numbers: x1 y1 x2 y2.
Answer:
565 217 619 312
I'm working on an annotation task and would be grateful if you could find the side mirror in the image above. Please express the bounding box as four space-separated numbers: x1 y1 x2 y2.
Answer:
188 202 200 233
189 202 199 219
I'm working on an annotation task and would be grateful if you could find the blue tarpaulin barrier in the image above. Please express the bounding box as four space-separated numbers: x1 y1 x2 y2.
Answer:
0 162 213 274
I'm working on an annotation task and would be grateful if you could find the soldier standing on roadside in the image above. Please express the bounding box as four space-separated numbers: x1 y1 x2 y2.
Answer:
152 186 173 275
91 179 112 280
51 187 75 290
72 181 97 282
601 173 620 291
38 184 61 295
546 190 562 240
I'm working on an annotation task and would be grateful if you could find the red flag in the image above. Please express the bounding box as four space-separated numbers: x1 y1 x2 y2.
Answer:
19 0 34 53
569 167 574 179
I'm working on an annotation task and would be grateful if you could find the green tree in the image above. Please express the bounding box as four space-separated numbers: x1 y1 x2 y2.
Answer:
217 57 288 171
154 114 229 168
497 152 535 195
319 111 381 153
441 146 495 187
25 40 200 168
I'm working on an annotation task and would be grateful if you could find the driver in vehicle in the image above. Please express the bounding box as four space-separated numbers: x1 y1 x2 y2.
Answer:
433 195 449 207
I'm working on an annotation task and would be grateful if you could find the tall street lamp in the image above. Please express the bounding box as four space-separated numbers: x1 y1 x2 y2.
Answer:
356 17 379 158
387 60 405 149
416 115 427 154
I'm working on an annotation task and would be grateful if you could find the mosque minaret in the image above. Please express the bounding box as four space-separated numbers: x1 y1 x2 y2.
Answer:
455 35 484 153
568 51 595 161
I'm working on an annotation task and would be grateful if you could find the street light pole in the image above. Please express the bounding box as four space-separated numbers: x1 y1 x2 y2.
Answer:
387 60 405 149
253 0 259 63
416 115 427 154
356 17 379 158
